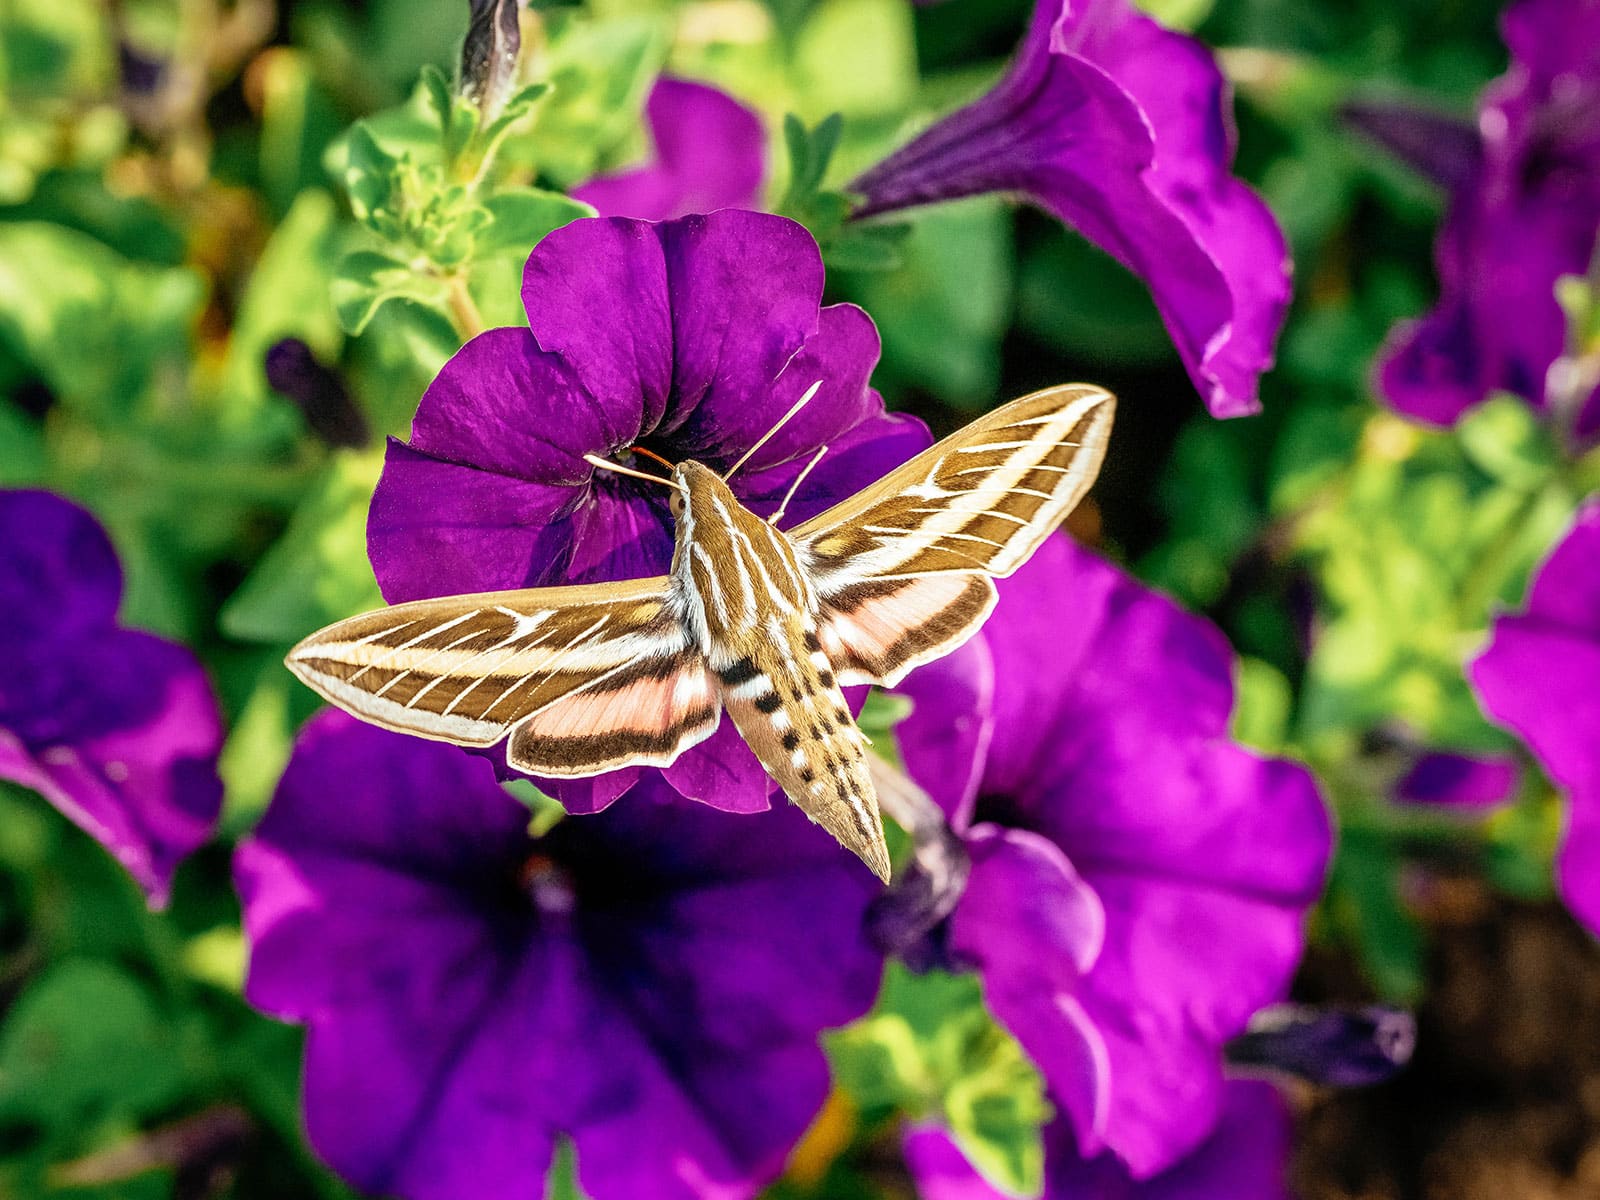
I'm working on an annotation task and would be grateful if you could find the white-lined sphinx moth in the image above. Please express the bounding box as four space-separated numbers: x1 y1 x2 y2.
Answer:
287 384 1115 881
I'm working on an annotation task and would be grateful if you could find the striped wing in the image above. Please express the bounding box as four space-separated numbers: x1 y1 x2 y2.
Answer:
793 384 1114 687
285 577 722 776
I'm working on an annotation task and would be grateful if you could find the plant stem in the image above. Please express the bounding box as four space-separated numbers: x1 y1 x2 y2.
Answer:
446 274 487 342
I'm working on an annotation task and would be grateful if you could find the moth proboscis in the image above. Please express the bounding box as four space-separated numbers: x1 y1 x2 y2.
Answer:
286 383 1116 882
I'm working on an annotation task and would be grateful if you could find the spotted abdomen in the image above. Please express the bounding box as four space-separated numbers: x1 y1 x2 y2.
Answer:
714 625 889 882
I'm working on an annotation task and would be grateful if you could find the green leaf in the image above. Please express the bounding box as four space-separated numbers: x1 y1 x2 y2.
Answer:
545 1139 592 1200
480 82 552 154
1132 0 1217 30
331 249 450 336
837 198 1014 407
1232 657 1294 753
341 124 402 223
477 189 595 258
217 669 299 831
219 451 386 643
945 1039 1049 1197
0 961 187 1127
783 111 844 205
1330 828 1426 1003
525 14 670 186
792 0 917 118
0 223 204 419
828 964 1049 1191
1455 393 1559 490
823 221 912 273
220 189 344 420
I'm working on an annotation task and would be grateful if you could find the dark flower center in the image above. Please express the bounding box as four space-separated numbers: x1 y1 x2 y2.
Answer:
516 852 578 916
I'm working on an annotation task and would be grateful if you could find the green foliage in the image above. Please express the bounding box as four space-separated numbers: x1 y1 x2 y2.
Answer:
331 71 586 338
830 965 1049 1196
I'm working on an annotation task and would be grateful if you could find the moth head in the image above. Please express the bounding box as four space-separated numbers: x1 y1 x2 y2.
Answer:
672 460 730 520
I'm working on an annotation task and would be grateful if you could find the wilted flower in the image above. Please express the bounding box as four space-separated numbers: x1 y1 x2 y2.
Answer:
1368 0 1600 443
236 711 882 1200
369 210 929 813
1393 749 1519 809
264 337 369 449
849 0 1291 418
573 79 766 221
0 489 223 905
1470 500 1600 933
903 1082 1292 1200
895 536 1330 1176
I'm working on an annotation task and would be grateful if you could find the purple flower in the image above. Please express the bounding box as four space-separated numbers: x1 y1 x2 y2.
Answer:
368 210 928 814
0 489 223 906
1373 0 1600 442
572 79 766 221
903 1082 1292 1200
1394 749 1519 810
1470 500 1600 933
895 535 1330 1176
848 0 1291 418
235 710 882 1200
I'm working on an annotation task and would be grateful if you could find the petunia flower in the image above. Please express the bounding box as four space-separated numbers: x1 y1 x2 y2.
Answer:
572 78 766 221
848 0 1291 418
894 535 1330 1176
1369 0 1600 443
903 1081 1292 1200
235 710 883 1200
1470 500 1600 933
0 489 223 906
368 209 929 814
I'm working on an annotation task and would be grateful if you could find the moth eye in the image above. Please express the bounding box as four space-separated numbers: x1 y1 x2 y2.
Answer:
669 491 684 519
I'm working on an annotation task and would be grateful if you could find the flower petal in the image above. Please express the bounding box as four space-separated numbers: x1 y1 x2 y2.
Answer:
238 714 883 1200
849 0 1289 417
1068 854 1315 1175
895 637 997 830
1374 0 1600 427
573 78 765 221
1043 1080 1293 1199
902 1082 1293 1200
521 217 675 431
0 631 222 906
0 489 121 643
949 825 1111 1150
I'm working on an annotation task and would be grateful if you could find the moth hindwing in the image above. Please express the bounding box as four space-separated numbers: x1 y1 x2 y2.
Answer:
286 383 1116 882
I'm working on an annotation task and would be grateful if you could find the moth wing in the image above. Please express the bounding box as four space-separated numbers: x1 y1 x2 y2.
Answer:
792 384 1114 686
287 576 722 775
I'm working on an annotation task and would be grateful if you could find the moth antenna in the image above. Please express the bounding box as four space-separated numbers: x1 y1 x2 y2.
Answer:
724 380 824 482
583 453 687 493
768 444 829 527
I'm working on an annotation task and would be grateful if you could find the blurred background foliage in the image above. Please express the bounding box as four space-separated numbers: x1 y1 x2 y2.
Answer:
2 0 1598 1195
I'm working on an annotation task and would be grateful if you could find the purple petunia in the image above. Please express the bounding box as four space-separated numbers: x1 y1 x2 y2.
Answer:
572 78 766 221
894 535 1330 1177
903 1081 1292 1200
849 0 1291 418
368 209 929 814
0 489 223 906
235 710 883 1200
1371 0 1600 443
1470 500 1600 934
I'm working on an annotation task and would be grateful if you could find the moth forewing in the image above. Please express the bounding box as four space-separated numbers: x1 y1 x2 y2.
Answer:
284 576 719 772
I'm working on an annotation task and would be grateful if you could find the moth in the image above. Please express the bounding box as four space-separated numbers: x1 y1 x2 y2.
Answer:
287 384 1115 882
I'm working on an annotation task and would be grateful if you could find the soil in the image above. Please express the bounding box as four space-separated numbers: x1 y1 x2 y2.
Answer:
1293 875 1600 1200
